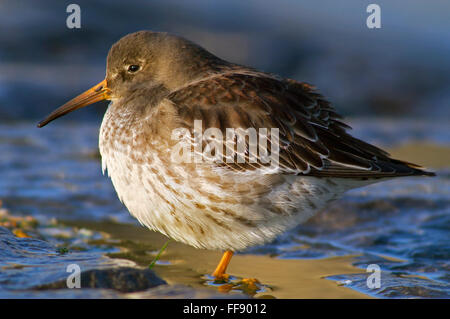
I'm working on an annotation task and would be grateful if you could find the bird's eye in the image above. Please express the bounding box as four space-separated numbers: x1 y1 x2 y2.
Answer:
127 65 140 73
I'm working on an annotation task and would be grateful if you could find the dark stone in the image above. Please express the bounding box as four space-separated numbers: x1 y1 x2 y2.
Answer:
35 267 166 293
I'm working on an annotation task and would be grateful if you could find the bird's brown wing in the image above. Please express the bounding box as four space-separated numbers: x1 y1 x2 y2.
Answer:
168 72 434 178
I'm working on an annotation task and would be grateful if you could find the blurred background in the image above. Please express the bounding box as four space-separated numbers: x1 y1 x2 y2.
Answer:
1 0 450 122
0 0 449 299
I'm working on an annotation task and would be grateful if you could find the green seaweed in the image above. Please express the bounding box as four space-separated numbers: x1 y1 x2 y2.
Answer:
149 239 171 269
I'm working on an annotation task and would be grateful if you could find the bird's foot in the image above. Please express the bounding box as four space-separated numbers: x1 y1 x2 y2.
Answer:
235 278 261 295
212 273 230 284
204 274 266 296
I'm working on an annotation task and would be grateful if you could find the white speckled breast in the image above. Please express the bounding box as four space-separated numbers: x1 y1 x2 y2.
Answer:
98 101 371 251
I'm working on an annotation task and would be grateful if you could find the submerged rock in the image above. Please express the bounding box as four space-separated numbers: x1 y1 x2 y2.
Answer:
35 267 166 293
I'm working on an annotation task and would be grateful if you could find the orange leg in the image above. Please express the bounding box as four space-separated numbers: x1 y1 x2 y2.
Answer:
212 250 234 278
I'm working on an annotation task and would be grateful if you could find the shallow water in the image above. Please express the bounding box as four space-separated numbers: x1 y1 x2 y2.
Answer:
0 118 448 298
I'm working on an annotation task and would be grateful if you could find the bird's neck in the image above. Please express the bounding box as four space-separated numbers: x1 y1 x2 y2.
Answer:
155 53 233 92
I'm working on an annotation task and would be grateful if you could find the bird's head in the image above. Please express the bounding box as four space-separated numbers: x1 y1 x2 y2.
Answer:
38 31 220 127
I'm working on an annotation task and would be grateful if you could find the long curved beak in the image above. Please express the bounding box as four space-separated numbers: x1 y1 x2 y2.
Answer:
37 79 111 128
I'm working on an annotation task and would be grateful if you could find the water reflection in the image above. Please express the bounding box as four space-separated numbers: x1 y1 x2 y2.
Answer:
0 119 449 298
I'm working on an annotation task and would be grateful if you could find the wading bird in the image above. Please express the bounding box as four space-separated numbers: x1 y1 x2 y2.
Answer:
38 31 434 280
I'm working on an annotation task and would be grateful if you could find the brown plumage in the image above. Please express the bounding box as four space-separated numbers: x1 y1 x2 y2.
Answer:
38 31 434 279
168 65 433 178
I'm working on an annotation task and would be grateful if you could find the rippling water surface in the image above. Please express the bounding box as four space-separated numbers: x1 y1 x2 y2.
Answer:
0 119 448 298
